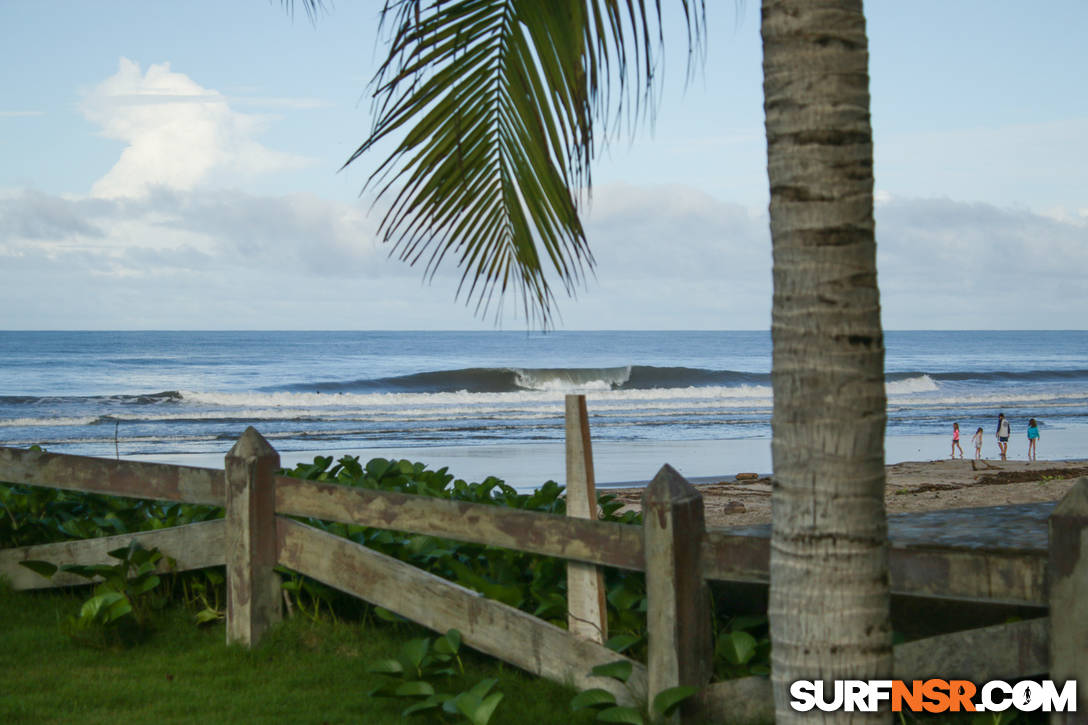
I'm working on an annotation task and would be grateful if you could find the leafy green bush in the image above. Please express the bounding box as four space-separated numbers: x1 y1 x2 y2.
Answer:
366 629 504 723
570 659 696 724
279 454 652 657
0 479 221 551
181 567 226 625
714 614 770 680
19 541 167 646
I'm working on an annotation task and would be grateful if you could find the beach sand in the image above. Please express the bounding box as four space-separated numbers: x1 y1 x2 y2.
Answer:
604 458 1088 528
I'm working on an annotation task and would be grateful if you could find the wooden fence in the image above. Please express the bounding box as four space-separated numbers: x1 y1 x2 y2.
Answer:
1 397 1085 723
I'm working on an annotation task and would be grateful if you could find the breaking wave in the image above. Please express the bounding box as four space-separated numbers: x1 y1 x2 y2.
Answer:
273 366 770 395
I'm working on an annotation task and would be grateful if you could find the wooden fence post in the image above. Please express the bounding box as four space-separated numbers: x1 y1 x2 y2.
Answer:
565 394 608 644
225 426 281 647
1048 477 1088 723
643 464 712 723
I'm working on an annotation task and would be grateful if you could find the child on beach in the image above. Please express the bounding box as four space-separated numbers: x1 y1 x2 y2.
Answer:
972 426 984 460
996 413 1011 461
951 422 964 459
1027 418 1040 462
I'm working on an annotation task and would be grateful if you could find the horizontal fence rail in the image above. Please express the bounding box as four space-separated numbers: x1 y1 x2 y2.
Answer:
0 446 224 505
887 544 1046 606
275 476 645 571
0 520 226 590
0 444 1052 604
701 531 1048 606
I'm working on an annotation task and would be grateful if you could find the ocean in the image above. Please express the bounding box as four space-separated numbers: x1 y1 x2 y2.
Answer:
1 331 1085 489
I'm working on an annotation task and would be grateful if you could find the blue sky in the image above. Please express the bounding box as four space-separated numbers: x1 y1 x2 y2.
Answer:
1 1 1085 330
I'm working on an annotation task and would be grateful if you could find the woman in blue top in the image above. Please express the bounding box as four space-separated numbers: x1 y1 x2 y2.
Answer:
1027 418 1040 462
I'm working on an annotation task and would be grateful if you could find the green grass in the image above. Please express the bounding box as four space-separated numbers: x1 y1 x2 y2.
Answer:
1 585 1056 725
0 584 598 725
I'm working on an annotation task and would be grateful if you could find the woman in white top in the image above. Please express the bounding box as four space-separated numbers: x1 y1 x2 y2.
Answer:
996 413 1011 460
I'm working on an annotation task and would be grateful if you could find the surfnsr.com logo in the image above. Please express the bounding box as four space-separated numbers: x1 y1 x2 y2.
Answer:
790 679 1077 714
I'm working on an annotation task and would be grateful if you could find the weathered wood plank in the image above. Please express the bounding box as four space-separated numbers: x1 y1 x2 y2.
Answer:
701 531 771 583
275 476 645 571
225 428 281 647
0 446 224 505
894 617 1048 681
702 528 1046 605
888 545 1045 606
275 517 647 704
1049 477 1088 722
0 520 225 590
887 502 1053 552
643 465 711 724
701 618 1050 725
565 395 607 643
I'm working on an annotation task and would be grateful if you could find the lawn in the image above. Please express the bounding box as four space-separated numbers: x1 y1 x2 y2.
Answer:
0 584 598 725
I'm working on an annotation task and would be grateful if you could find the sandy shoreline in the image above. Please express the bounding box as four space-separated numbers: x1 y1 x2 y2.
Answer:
603 458 1088 528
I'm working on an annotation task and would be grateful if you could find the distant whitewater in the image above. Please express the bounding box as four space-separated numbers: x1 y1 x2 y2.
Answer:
1 330 1086 464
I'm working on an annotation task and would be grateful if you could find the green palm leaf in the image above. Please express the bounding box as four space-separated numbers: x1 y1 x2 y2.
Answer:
340 0 705 325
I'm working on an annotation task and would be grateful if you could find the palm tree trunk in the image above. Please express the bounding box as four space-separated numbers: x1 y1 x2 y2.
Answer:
762 0 891 721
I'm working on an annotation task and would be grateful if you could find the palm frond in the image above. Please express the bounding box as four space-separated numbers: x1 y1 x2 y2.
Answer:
348 0 705 326
278 0 325 23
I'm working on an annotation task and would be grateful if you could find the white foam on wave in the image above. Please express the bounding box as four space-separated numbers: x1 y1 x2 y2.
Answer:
180 383 775 411
513 366 632 392
44 433 221 446
1 402 775 430
0 416 99 428
21 386 769 427
12 378 1082 433
886 375 940 396
900 391 1088 408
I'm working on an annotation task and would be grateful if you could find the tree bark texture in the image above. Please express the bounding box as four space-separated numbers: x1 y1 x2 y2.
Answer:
762 0 892 721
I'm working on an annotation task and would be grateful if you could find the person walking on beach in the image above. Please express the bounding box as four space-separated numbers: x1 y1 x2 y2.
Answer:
1027 418 1040 462
996 413 1011 460
951 422 964 459
972 426 984 460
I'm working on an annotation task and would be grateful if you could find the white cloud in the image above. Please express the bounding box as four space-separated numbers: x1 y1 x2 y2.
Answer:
144 188 390 277
0 190 107 240
562 183 774 328
82 58 313 198
4 179 1086 330
0 181 777 329
1039 205 1088 225
875 197 1088 329
0 188 392 281
229 96 329 110
587 183 770 277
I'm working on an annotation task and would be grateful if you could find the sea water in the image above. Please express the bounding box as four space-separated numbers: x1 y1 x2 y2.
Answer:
1 331 1085 488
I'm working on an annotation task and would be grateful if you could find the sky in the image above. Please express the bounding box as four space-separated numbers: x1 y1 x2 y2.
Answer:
1 1 1085 331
